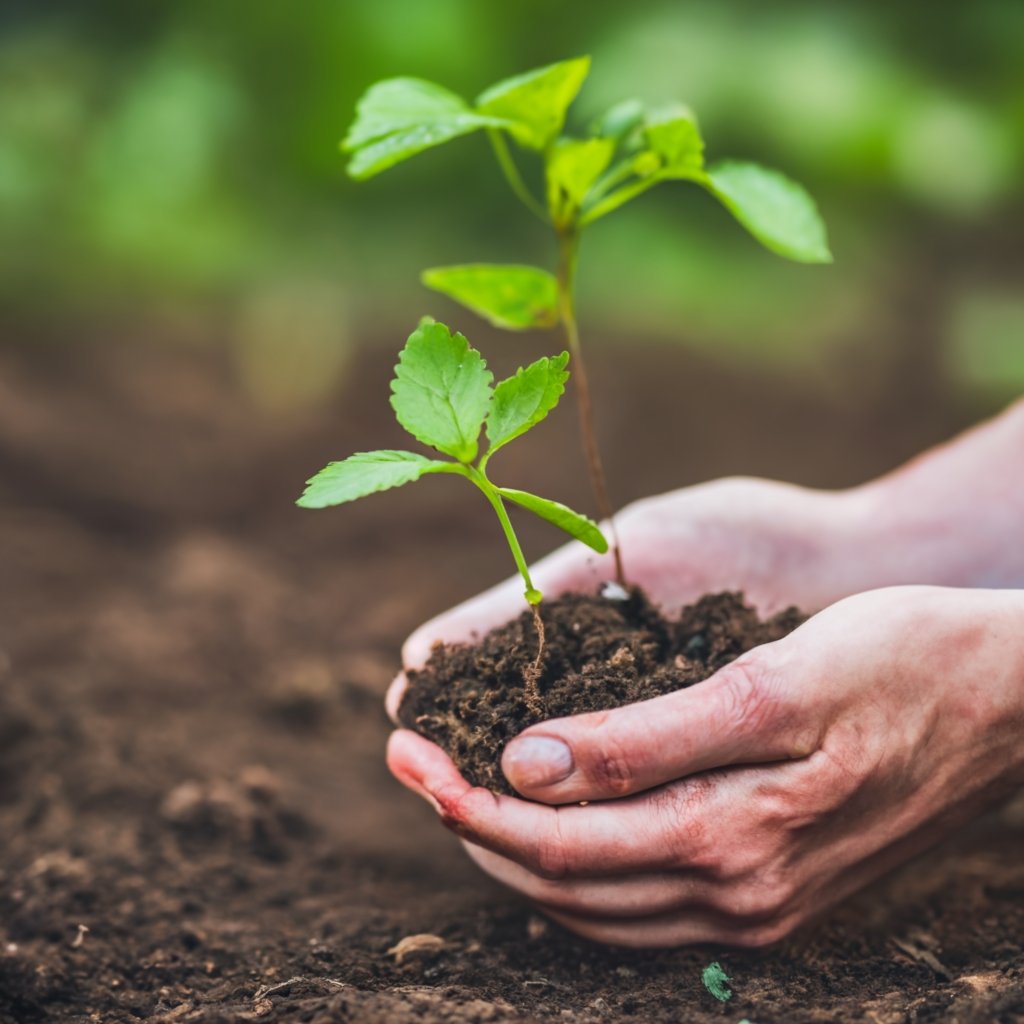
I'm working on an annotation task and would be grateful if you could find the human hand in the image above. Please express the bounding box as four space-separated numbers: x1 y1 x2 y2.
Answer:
387 476 871 720
388 585 1024 946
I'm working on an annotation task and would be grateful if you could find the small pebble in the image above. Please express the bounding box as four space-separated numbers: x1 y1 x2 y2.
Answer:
601 581 630 602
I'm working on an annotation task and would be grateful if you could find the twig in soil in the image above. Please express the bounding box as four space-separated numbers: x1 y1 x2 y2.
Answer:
253 976 349 1001
522 604 546 717
890 937 952 980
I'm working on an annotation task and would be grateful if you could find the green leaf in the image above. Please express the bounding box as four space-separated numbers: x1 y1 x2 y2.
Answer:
701 961 733 1002
579 176 659 225
546 137 615 221
642 105 705 178
422 264 559 330
343 78 508 179
486 352 569 453
476 56 590 149
592 98 645 143
579 105 704 225
390 320 494 463
704 161 832 263
297 450 456 508
497 487 608 553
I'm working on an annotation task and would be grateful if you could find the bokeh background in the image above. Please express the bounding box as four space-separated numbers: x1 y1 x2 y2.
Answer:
3 7 1024 1020
3 0 1022 414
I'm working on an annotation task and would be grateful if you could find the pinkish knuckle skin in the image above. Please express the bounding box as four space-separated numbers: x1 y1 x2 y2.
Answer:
715 653 779 737
435 788 485 842
656 778 716 870
531 831 571 881
720 877 793 921
588 736 635 796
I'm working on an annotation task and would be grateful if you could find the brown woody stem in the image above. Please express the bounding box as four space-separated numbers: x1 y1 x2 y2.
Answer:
555 228 625 585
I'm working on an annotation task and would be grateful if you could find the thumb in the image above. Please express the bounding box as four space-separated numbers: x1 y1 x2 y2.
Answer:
501 644 816 803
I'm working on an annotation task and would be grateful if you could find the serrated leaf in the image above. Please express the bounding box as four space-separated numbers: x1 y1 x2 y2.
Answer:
546 137 615 221
422 264 559 330
704 161 832 263
498 487 608 553
643 105 705 178
486 352 569 453
390 320 493 462
297 450 456 508
476 57 590 149
343 78 508 179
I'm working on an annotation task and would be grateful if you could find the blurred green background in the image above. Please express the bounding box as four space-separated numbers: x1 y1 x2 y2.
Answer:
2 0 1022 410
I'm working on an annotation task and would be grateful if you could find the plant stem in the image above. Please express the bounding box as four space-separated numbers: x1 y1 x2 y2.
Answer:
468 467 545 713
488 130 549 223
555 229 625 585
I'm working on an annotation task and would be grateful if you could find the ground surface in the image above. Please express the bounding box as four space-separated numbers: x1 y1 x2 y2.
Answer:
0 330 1021 1023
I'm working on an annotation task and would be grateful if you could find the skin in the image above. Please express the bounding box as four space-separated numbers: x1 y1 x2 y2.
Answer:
386 400 1024 948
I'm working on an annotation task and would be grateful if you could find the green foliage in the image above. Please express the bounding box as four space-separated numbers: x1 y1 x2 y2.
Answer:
498 487 607 552
486 351 569 453
299 321 607 604
296 450 455 508
701 961 733 1002
342 78 509 179
546 137 615 226
422 264 560 330
343 57 831 277
390 318 493 463
705 161 833 263
476 57 591 149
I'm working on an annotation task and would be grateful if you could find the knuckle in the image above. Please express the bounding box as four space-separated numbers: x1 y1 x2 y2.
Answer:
654 778 717 870
721 876 794 920
585 732 635 796
714 652 780 737
529 824 571 881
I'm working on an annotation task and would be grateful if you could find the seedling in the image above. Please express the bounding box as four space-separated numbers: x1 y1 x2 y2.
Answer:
297 318 607 711
342 56 831 582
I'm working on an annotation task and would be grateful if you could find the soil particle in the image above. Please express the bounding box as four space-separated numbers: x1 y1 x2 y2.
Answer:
399 589 803 793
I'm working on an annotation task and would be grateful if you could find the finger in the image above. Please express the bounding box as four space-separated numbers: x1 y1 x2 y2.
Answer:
461 841 718 919
386 730 721 878
401 539 612 669
542 905 794 949
385 672 407 725
502 645 817 803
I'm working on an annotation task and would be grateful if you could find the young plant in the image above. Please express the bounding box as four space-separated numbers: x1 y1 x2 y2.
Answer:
297 318 607 712
342 56 832 583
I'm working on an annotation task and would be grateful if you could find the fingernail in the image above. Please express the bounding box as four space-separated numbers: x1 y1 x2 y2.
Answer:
502 735 573 789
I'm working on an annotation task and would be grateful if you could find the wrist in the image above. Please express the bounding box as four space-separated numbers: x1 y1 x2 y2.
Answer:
840 401 1024 591
836 472 997 592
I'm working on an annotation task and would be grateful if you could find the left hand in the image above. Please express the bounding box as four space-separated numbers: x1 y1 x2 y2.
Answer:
387 585 1024 947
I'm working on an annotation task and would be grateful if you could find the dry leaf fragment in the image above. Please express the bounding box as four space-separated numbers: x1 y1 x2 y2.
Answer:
386 933 448 965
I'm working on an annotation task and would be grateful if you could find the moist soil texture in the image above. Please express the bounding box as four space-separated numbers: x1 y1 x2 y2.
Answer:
1 331 1022 1023
400 589 804 793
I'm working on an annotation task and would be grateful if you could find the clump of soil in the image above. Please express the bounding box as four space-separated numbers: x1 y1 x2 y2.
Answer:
399 589 804 794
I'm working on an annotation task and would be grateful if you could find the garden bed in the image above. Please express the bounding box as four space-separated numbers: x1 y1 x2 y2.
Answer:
0 331 1021 1023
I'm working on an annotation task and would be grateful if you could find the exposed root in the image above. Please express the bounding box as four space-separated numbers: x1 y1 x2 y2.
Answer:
522 605 546 717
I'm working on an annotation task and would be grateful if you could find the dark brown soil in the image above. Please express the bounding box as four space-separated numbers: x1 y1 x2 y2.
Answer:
1 330 1022 1023
400 589 803 793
